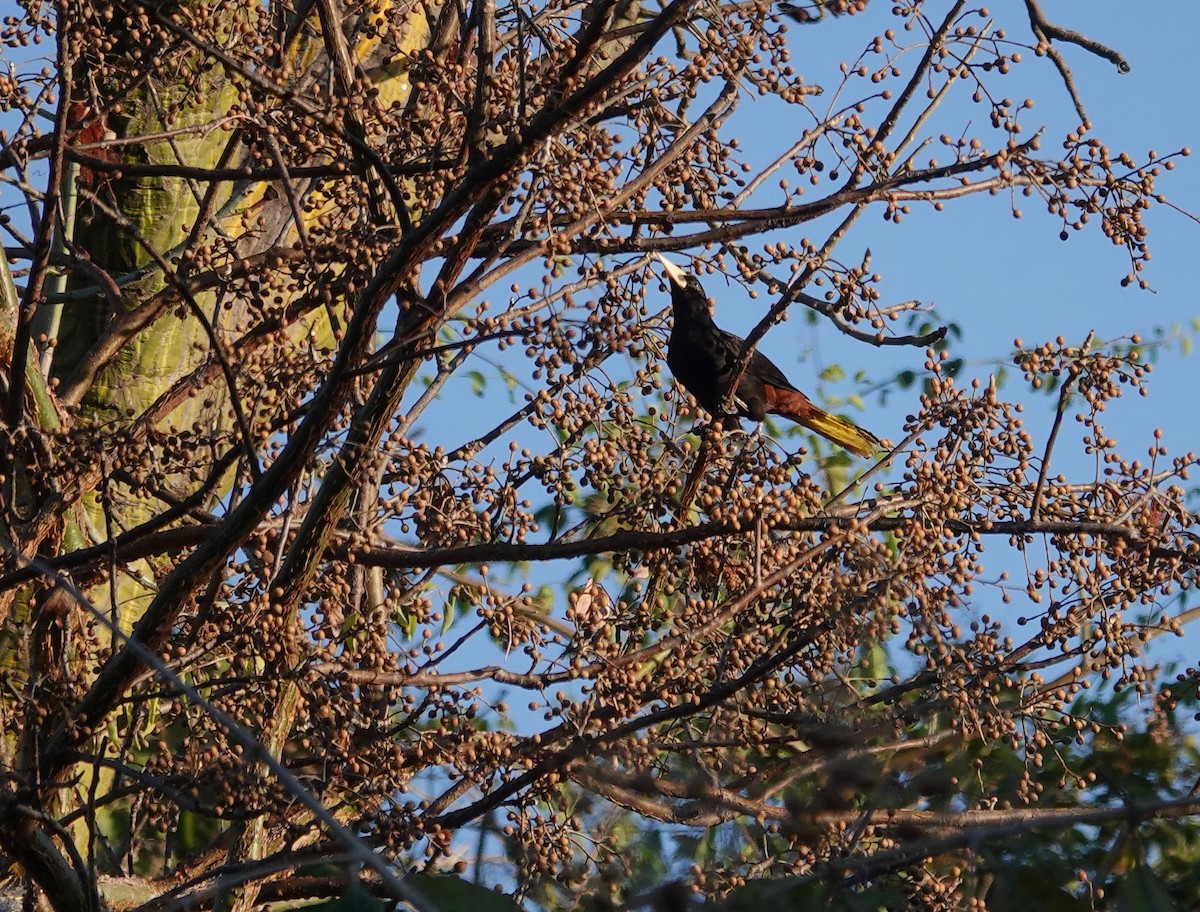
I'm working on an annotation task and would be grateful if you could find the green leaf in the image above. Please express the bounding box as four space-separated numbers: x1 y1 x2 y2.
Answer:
533 583 555 613
446 589 471 634
467 369 488 397
858 640 890 685
498 366 520 400
306 878 386 912
694 827 717 868
406 874 523 912
394 604 418 640
820 364 846 382
985 866 1087 911
723 878 906 912
1116 862 1178 912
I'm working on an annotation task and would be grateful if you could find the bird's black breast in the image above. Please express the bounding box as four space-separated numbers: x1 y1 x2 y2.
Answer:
668 317 796 424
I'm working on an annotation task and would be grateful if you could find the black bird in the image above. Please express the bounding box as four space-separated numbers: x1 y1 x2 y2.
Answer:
656 255 881 457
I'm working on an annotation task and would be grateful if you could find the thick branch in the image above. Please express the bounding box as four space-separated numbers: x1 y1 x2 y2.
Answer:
349 515 1152 571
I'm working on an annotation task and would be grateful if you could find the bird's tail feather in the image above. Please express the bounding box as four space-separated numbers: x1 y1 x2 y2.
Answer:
792 408 881 458
765 387 881 457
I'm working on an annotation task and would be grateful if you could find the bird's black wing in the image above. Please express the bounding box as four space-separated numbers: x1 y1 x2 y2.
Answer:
715 329 800 394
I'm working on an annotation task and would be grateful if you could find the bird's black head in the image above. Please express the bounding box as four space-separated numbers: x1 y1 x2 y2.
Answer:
655 255 712 322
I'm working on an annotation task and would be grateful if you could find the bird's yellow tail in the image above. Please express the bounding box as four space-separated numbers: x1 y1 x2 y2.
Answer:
764 385 881 457
797 407 882 458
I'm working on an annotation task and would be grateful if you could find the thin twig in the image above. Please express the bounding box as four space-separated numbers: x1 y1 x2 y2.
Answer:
1023 0 1129 124
1030 332 1092 521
